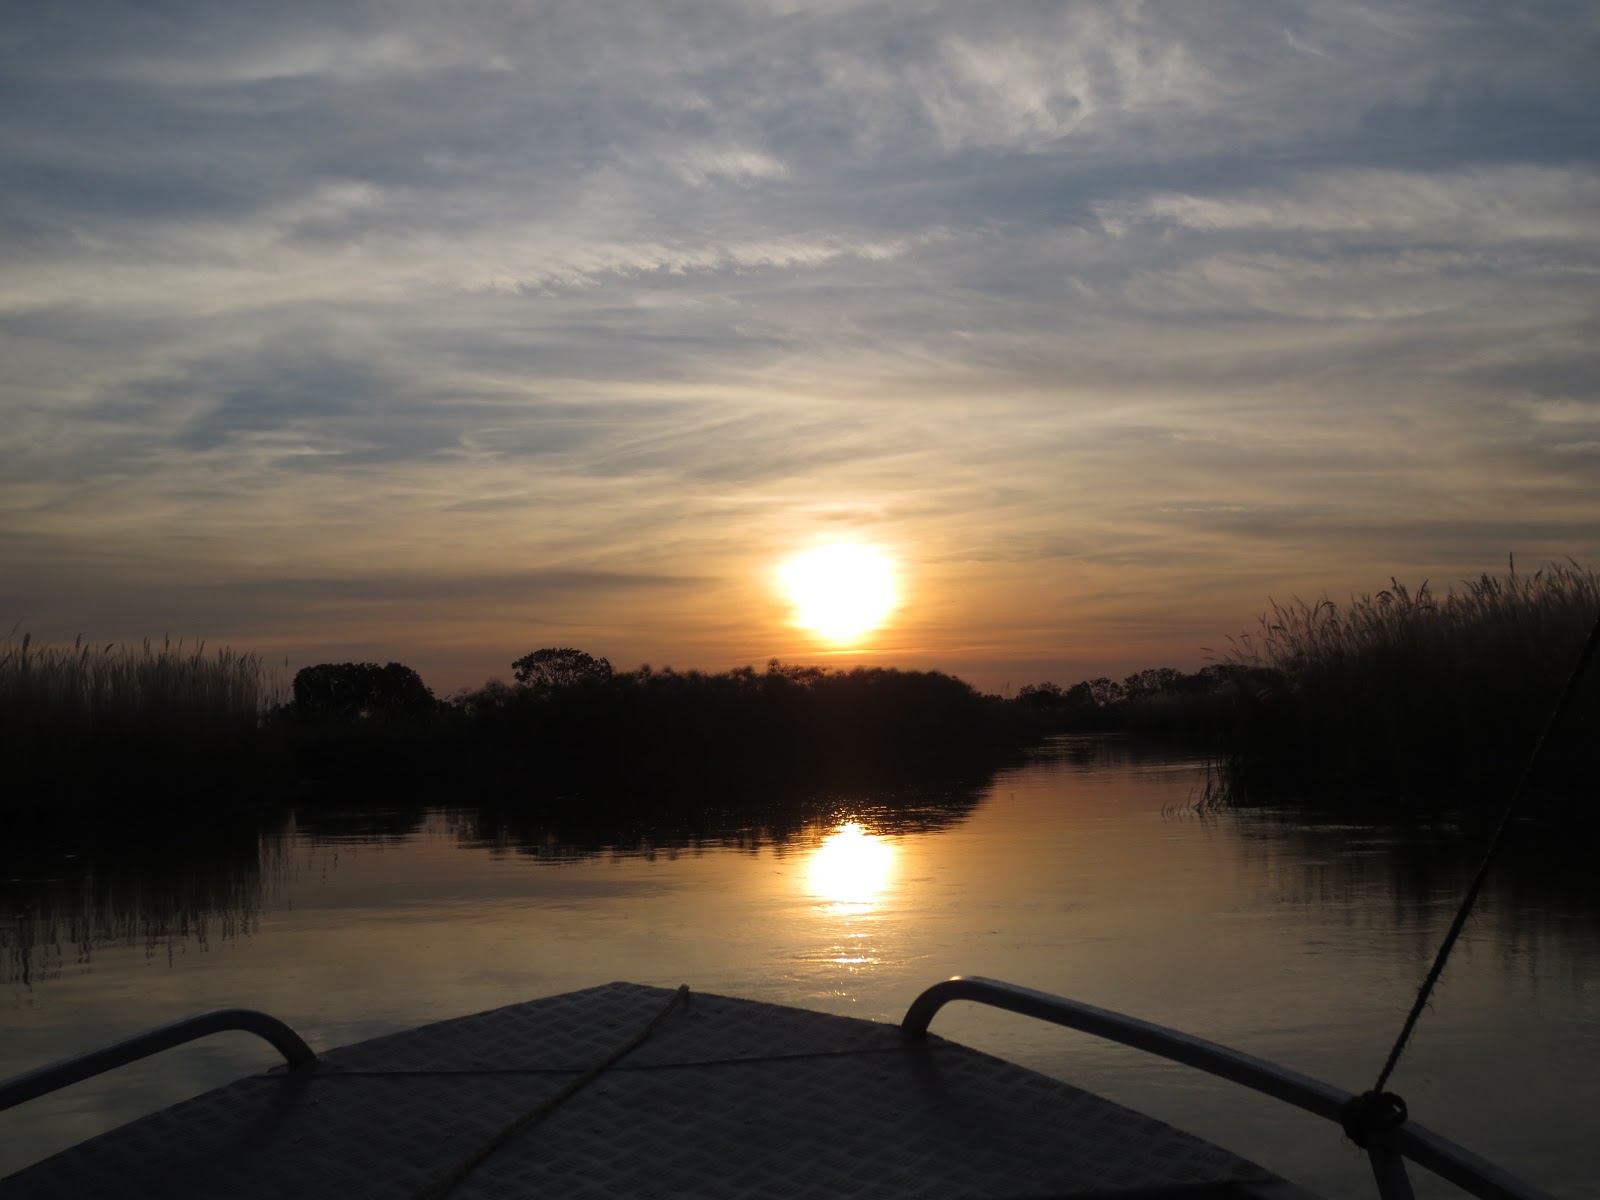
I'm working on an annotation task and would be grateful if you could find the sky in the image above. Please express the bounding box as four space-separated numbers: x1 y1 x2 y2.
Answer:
3 1 1598 697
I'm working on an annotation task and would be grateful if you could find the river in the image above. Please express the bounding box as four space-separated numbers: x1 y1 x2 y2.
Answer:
2 738 1596 1197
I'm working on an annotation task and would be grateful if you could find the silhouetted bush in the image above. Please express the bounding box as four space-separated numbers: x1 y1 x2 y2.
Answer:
291 661 437 720
1011 666 1245 738
510 647 613 693
272 661 450 791
440 658 1023 799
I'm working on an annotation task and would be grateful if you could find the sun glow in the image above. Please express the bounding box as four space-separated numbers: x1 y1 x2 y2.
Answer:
781 545 896 642
805 822 895 909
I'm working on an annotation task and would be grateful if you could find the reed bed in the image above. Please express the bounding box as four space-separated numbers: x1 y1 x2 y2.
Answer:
0 634 280 808
1209 561 1600 815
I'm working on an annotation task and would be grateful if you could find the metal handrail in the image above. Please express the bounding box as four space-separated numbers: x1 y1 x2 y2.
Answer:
0 1008 317 1114
902 976 1555 1200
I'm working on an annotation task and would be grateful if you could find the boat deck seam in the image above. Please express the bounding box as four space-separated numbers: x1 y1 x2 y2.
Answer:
310 1045 915 1077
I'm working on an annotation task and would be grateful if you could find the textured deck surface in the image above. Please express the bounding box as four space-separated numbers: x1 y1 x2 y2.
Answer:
4 983 1315 1199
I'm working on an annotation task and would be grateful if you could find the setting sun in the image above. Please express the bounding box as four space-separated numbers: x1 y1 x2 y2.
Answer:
781 545 896 641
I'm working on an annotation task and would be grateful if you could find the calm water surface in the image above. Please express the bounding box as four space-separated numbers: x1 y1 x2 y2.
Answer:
3 739 1597 1197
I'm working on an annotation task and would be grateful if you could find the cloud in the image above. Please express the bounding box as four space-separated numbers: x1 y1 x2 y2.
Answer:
1110 166 1600 242
0 0 1597 689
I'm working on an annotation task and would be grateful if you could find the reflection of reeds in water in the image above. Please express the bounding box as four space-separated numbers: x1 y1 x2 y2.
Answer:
1 814 283 988
1224 805 1600 960
1211 562 1600 813
0 633 280 807
4 874 263 988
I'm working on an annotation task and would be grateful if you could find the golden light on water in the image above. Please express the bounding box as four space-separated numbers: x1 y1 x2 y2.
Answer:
781 544 896 642
805 821 895 909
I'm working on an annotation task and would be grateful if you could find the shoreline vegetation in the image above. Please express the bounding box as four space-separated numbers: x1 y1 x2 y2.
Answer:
1201 561 1599 818
3 561 1595 822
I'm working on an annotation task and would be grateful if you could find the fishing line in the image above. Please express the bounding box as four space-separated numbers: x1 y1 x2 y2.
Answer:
1348 608 1600 1139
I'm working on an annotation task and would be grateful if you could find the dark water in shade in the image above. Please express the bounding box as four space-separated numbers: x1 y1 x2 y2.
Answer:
2 738 1596 1198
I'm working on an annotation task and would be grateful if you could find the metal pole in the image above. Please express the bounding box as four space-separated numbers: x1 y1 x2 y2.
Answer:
1367 1145 1417 1200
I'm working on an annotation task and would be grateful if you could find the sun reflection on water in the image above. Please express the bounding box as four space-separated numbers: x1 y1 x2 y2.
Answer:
805 821 896 913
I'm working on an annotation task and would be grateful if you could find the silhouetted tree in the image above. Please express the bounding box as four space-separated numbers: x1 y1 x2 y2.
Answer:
1123 667 1186 700
1016 679 1113 729
451 678 517 716
1062 680 1096 710
291 662 436 720
511 647 613 693
1017 681 1067 709
1086 676 1126 708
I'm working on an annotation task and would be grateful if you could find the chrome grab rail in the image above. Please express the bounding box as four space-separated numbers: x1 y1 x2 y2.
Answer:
902 976 1554 1200
0 1008 317 1114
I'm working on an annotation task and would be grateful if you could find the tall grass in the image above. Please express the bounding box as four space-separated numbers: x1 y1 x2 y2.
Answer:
1210 561 1600 815
0 633 281 809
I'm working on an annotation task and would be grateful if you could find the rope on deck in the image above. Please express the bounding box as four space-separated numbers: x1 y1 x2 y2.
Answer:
415 983 691 1200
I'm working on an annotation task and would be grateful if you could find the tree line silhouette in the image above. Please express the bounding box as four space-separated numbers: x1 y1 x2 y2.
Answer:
12 559 1591 817
0 633 1227 811
273 649 1056 799
265 646 1283 806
